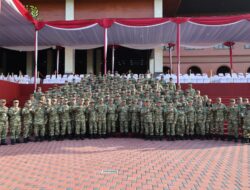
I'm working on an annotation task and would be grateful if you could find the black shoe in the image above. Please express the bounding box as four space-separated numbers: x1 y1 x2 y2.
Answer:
1 139 7 145
34 136 39 142
80 135 85 140
190 136 194 140
23 138 28 143
40 137 44 142
221 136 225 141
16 138 20 144
11 139 15 145
234 138 238 143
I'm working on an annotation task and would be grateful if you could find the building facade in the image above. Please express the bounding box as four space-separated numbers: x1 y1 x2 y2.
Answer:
0 0 249 76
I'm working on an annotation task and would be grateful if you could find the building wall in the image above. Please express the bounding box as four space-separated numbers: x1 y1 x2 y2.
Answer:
20 0 65 21
164 43 250 74
75 0 154 19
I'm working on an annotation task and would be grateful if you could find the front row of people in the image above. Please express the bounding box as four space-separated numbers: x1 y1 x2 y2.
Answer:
0 97 250 145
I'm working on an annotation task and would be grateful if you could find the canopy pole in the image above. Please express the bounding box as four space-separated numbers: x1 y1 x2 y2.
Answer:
56 48 60 77
34 30 38 92
112 45 115 74
104 28 108 75
176 24 181 85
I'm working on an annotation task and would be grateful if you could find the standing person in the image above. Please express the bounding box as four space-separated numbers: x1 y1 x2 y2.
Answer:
22 100 33 143
154 100 164 140
73 98 87 140
195 100 207 140
227 99 240 142
58 99 72 140
164 102 178 141
8 100 22 145
176 104 187 140
0 99 8 145
33 100 47 142
213 97 227 140
87 101 98 138
141 99 154 140
96 98 108 138
47 98 60 141
117 100 129 136
129 99 140 136
185 100 196 140
205 99 214 139
242 104 250 143
107 98 117 136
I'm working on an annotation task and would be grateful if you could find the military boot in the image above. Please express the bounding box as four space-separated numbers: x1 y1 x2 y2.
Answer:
234 137 238 143
11 139 15 145
16 138 20 144
34 136 39 142
1 139 7 145
23 138 28 143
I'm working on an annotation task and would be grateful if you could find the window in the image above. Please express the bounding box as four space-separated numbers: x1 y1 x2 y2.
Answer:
214 44 230 50
247 67 250 73
217 66 231 75
187 66 202 74
163 66 171 74
244 44 250 49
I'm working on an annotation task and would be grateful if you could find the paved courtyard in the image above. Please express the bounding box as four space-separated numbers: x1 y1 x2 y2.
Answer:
0 139 249 190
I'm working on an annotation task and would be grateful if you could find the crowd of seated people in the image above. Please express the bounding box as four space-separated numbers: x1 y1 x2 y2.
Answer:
1 70 250 84
0 73 250 146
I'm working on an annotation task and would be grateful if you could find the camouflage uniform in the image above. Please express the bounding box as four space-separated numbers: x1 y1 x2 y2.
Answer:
58 99 72 138
8 100 22 144
107 100 117 134
227 99 240 141
213 98 227 139
117 101 129 134
141 100 154 139
176 105 186 139
0 99 8 145
47 99 60 140
195 102 207 138
185 101 196 138
154 101 164 139
129 99 140 134
96 99 108 137
164 103 178 140
73 99 86 139
33 101 47 141
22 101 33 142
205 100 214 138
87 102 98 137
242 104 250 143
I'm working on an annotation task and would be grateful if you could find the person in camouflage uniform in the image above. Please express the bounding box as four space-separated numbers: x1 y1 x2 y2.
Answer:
87 101 97 138
195 100 207 139
141 99 154 140
164 102 178 140
96 98 107 138
154 100 164 140
227 99 240 142
205 99 214 139
22 100 33 143
107 98 117 135
185 99 196 140
117 100 129 136
176 104 186 140
8 100 22 144
58 99 72 139
129 99 140 136
0 99 8 145
46 98 60 141
33 100 47 141
242 104 250 143
73 98 86 139
213 97 227 140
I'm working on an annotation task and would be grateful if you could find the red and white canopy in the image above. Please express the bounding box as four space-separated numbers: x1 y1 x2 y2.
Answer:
2 0 250 50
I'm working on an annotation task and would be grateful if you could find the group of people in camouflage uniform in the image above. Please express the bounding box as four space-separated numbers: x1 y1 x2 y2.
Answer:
0 73 250 145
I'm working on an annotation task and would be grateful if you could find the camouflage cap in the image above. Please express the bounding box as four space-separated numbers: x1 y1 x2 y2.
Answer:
230 99 235 102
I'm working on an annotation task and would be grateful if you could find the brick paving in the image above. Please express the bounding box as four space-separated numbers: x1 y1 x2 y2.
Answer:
0 139 249 190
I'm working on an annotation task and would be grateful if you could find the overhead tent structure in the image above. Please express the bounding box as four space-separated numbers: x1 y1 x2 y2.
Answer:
3 0 250 90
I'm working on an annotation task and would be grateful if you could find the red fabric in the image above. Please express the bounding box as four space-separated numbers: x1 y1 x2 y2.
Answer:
115 18 170 26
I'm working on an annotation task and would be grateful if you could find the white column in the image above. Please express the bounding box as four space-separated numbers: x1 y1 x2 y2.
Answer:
87 50 94 74
153 0 163 74
65 47 75 74
65 0 75 74
26 52 33 76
